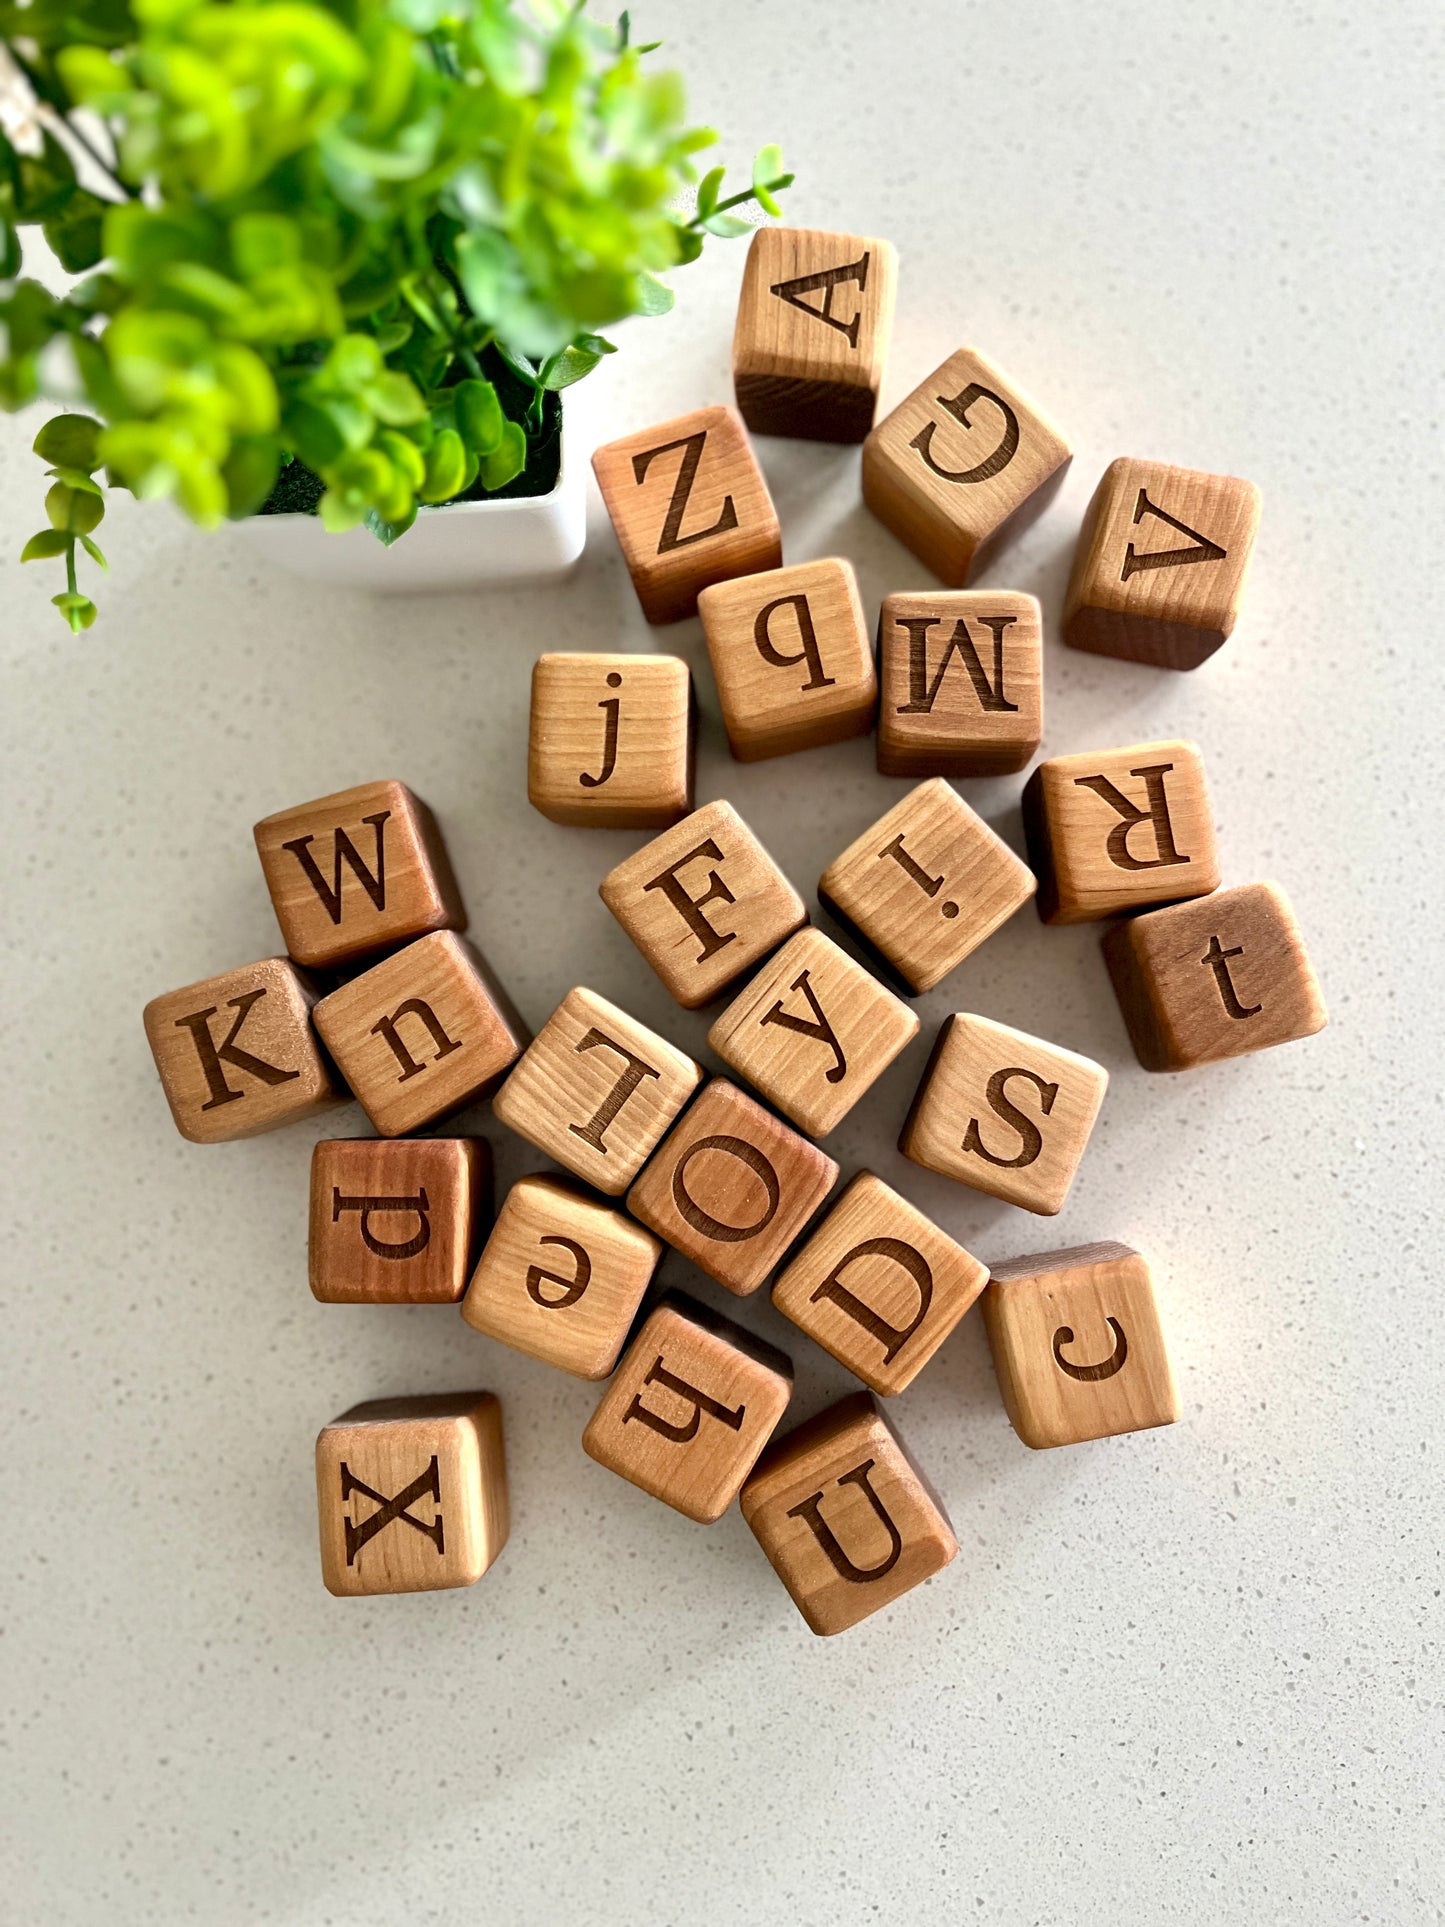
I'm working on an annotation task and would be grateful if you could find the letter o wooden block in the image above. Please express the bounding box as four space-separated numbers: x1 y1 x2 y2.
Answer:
309 1137 491 1303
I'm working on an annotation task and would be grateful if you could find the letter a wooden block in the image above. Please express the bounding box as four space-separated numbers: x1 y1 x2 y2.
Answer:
592 404 781 624
583 1295 793 1522
740 1393 957 1635
1063 458 1262 670
983 1243 1179 1449
309 1137 491 1303
527 652 693 829
316 1392 508 1596
877 590 1043 778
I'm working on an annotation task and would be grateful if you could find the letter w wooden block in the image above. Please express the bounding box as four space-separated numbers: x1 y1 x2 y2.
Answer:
309 1137 490 1303
877 591 1042 778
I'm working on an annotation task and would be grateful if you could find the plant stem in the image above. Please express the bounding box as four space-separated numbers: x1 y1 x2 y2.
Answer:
685 174 794 229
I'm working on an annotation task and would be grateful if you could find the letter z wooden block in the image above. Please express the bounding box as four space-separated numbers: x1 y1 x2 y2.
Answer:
877 590 1042 778
527 652 693 829
309 1137 491 1303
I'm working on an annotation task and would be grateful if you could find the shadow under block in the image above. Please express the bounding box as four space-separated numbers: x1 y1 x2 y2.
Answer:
583 1295 793 1522
900 1014 1108 1215
143 956 343 1143
772 1173 987 1396
740 1392 957 1635
861 345 1070 585
253 778 466 970
982 1243 1179 1450
492 986 703 1195
309 1137 491 1303
599 799 808 1009
1063 458 1262 670
699 556 877 761
877 590 1042 778
591 404 782 624
627 1079 839 1297
1102 881 1327 1071
527 652 693 829
313 931 527 1136
818 778 1036 995
1022 738 1220 925
732 225 897 443
461 1175 661 1380
707 929 919 1138
316 1391 508 1596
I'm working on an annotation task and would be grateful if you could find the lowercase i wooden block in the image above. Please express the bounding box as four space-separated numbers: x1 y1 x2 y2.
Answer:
599 799 807 1009
732 225 898 442
772 1173 988 1396
527 652 693 829
707 929 919 1138
460 1175 661 1381
1022 738 1220 924
143 957 343 1144
491 986 703 1195
627 1078 839 1297
591 404 781 624
1063 458 1262 669
1102 881 1327 1071
740 1392 957 1635
316 1391 508 1596
982 1243 1179 1449
876 590 1043 778
818 778 1036 995
900 1014 1107 1215
862 345 1070 584
253 779 466 970
309 1137 491 1304
582 1293 793 1522
313 931 527 1137
698 557 877 761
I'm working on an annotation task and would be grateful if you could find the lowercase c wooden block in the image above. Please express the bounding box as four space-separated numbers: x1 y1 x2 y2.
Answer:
582 1294 793 1522
316 1391 508 1596
1063 458 1262 670
771 1173 988 1396
876 589 1043 778
527 652 693 829
706 929 920 1138
900 1014 1107 1215
982 1243 1179 1449
313 931 527 1136
740 1392 957 1635
460 1175 661 1381
1102 881 1327 1071
309 1137 491 1304
491 986 703 1195
591 404 781 624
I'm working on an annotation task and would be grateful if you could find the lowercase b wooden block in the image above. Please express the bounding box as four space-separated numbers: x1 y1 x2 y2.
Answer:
876 590 1043 778
527 652 693 829
309 1137 491 1303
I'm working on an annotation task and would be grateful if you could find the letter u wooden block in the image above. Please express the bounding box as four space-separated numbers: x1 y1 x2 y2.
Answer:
877 590 1043 778
309 1137 491 1303
527 652 693 829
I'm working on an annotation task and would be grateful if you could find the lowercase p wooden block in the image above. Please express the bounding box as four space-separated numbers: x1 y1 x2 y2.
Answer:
309 1137 491 1303
876 590 1043 778
527 652 693 829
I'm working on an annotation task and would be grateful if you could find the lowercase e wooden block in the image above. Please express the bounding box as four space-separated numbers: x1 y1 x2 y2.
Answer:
527 652 693 829
876 590 1043 778
309 1137 491 1303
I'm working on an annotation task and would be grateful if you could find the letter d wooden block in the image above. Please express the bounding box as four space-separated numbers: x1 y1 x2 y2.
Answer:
309 1138 491 1303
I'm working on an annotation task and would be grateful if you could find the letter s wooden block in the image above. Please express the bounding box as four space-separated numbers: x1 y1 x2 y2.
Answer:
527 652 693 829
877 590 1042 778
309 1137 491 1303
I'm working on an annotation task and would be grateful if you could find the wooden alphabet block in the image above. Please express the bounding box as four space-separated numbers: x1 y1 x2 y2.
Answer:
253 779 465 970
313 931 527 1137
706 929 919 1138
818 778 1036 995
309 1137 491 1303
1102 881 1327 1071
591 404 782 624
599 799 807 1009
492 986 703 1195
315 1391 508 1596
698 557 877 762
900 1014 1107 1215
1063 458 1262 670
876 590 1042 778
527 652 693 829
740 1392 956 1635
582 1294 793 1522
460 1175 661 1380
862 345 1070 584
983 1243 1179 1449
1022 738 1220 924
732 225 897 442
143 957 343 1143
627 1078 838 1297
772 1173 987 1396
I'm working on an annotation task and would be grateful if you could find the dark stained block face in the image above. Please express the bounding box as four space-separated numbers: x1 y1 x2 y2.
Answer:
309 1138 491 1303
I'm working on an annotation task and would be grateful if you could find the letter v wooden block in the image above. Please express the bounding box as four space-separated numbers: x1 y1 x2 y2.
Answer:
309 1138 491 1303
877 591 1042 777
528 652 693 829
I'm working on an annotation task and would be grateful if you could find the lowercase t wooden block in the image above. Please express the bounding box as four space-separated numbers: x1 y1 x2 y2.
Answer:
876 590 1043 778
527 652 693 829
309 1137 491 1303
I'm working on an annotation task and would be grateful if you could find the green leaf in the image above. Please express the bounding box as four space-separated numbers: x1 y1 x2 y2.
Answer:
230 211 302 278
377 429 426 490
44 465 105 495
43 190 108 272
21 530 72 561
12 132 76 222
700 212 753 239
363 501 419 545
34 415 101 472
540 333 615 391
751 144 785 218
366 369 426 426
52 591 98 631
79 534 110 569
45 482 104 534
418 426 466 504
453 377 503 455
695 166 724 219
477 418 526 492
633 270 674 316
0 217 19 279
221 436 282 518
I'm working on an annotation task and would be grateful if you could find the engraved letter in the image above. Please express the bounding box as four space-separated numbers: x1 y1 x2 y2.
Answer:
786 1459 903 1583
754 592 835 693
1121 487 1227 580
632 430 739 554
369 999 463 1082
810 1238 934 1364
1053 1317 1128 1381
526 1235 591 1309
623 1356 746 1443
909 382 1019 485
1073 763 1187 872
671 1134 781 1242
1201 934 1262 1019
341 1457 444 1564
962 1066 1058 1169
896 614 1018 715
642 839 737 963
173 990 302 1111
580 672 623 789
281 810 390 925
568 1027 662 1154
332 1186 431 1260
769 252 870 347
760 968 847 1084
878 832 943 897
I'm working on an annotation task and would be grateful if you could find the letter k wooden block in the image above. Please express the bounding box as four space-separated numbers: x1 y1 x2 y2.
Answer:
309 1137 491 1303
527 652 693 829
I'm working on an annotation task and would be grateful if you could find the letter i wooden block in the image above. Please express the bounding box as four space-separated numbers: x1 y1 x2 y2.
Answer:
591 404 782 624
877 590 1043 778
740 1393 957 1635
583 1294 793 1522
316 1392 508 1596
492 986 702 1195
1063 458 1262 669
527 652 693 829
309 1138 491 1303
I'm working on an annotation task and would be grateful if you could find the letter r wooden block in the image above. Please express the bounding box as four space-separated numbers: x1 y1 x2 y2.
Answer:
527 652 693 829
309 1137 491 1303
877 590 1042 778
